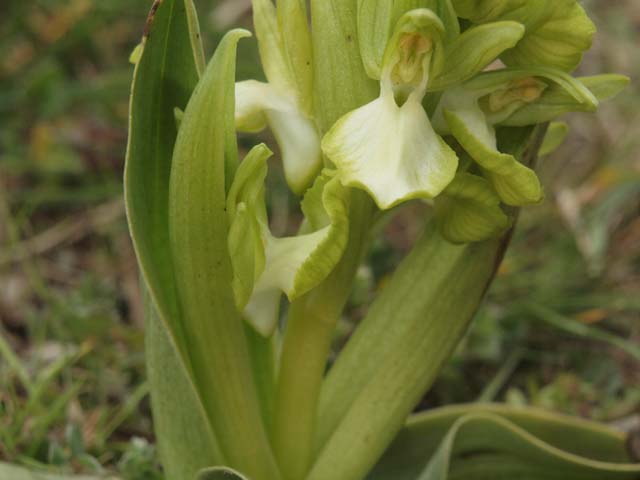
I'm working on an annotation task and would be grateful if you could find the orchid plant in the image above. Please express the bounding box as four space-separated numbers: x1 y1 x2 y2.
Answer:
124 1 639 480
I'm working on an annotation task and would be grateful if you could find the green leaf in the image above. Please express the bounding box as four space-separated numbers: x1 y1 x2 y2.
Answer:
452 0 596 72
431 21 525 90
145 289 223 480
419 413 640 480
168 29 281 480
197 466 250 480
124 1 222 476
311 126 544 480
435 172 511 244
0 463 117 480
369 404 640 480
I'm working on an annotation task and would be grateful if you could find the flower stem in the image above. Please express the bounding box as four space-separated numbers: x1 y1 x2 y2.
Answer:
272 192 374 480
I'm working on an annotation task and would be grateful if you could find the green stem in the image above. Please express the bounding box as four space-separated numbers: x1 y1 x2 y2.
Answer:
272 192 375 480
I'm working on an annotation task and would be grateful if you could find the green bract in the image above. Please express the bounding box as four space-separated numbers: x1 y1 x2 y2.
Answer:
121 1 635 480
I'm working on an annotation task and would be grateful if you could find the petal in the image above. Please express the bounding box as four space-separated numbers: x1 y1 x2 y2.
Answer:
235 80 322 195
228 166 350 336
443 107 543 206
322 94 458 209
257 173 350 299
435 172 511 244
430 21 525 91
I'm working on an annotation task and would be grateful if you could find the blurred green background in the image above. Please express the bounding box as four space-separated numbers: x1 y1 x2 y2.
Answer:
0 0 638 478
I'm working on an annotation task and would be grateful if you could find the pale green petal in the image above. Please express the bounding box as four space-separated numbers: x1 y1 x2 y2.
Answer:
244 289 282 337
453 0 596 72
435 172 511 243
277 0 313 113
540 122 569 157
430 21 525 91
235 80 322 195
392 0 459 44
256 173 350 299
322 94 458 209
251 0 296 93
443 107 543 206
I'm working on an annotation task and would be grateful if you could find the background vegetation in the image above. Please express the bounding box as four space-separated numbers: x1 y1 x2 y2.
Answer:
0 0 638 478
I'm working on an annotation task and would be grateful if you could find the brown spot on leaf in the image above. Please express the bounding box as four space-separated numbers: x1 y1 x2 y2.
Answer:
143 0 162 39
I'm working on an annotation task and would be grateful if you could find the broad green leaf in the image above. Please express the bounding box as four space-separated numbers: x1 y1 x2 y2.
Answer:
197 466 250 480
311 126 543 480
322 93 458 209
369 404 640 480
539 122 569 157
235 80 322 194
168 29 281 480
435 172 511 244
0 463 117 480
124 1 222 476
430 21 525 90
145 289 223 480
418 413 640 480
452 0 596 72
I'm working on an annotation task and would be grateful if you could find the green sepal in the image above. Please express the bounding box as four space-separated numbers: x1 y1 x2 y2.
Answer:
227 144 272 310
359 0 459 81
540 122 569 157
443 107 543 206
452 0 596 72
501 74 630 127
430 21 525 91
382 8 446 86
435 172 511 244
